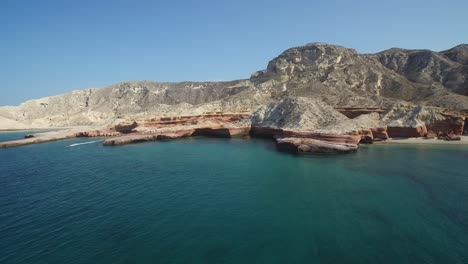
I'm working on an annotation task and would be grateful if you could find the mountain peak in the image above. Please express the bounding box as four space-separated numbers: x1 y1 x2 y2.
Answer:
441 43 468 65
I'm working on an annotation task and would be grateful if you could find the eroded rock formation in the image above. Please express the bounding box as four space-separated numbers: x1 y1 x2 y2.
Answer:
1 42 467 153
114 121 137 134
276 137 358 154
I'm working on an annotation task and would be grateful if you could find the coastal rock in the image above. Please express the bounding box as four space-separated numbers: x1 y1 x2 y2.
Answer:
445 134 462 141
251 98 383 135
224 127 251 137
103 130 194 146
251 97 348 131
76 130 121 137
280 131 362 145
137 113 250 131
371 127 389 140
276 137 358 154
114 121 137 133
381 103 466 137
425 130 438 138
359 129 374 143
316 113 383 135
103 125 251 146
191 127 250 138
426 113 465 135
387 126 427 138
0 128 93 148
249 126 284 138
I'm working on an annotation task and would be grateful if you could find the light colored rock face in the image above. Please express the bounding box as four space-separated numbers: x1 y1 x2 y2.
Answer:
381 103 446 128
0 116 28 130
316 113 382 134
1 42 467 130
250 43 390 107
276 137 359 154
251 97 348 131
0 80 256 129
252 97 385 134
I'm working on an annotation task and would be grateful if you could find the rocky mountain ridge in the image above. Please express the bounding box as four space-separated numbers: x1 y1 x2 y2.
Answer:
1 42 467 130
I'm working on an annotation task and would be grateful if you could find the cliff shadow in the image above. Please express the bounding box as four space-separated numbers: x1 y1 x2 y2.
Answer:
191 128 232 138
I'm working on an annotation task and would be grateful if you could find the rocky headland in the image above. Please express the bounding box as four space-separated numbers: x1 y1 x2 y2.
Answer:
1 43 467 153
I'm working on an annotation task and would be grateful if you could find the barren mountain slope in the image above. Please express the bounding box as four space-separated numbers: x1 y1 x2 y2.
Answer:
251 42 468 108
1 42 467 130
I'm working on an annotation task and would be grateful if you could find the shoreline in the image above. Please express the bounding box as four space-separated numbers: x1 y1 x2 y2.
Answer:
1 121 467 151
377 136 468 145
0 127 78 132
0 126 93 133
0 129 57 133
1 130 467 149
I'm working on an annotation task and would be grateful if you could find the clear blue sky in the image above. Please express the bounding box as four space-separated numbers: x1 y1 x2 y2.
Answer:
1 0 467 105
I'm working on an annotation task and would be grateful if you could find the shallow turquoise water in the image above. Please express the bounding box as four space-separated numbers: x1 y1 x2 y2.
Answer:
0 130 48 142
0 134 467 263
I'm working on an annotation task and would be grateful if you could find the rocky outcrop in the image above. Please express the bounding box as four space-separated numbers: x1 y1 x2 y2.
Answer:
103 126 251 146
114 121 137 134
444 134 462 141
387 126 427 138
465 118 468 135
276 137 358 154
426 113 465 136
249 98 364 152
371 127 389 140
93 100 365 153
100 113 252 146
251 97 348 131
137 113 250 131
0 128 94 148
103 131 192 146
75 130 121 137
358 129 374 144
381 103 466 137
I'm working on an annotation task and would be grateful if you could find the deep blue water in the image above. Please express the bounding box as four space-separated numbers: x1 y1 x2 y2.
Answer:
1 132 467 264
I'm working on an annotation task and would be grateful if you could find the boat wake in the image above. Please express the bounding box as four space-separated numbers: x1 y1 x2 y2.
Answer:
67 140 102 147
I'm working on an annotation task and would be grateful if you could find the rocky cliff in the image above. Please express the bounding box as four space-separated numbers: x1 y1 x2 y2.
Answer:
1 42 467 130
1 42 467 153
250 43 468 109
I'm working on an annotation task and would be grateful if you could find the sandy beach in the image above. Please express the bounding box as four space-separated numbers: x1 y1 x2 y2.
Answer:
380 136 468 145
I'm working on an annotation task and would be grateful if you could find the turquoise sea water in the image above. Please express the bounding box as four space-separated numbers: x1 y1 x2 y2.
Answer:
0 132 467 264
